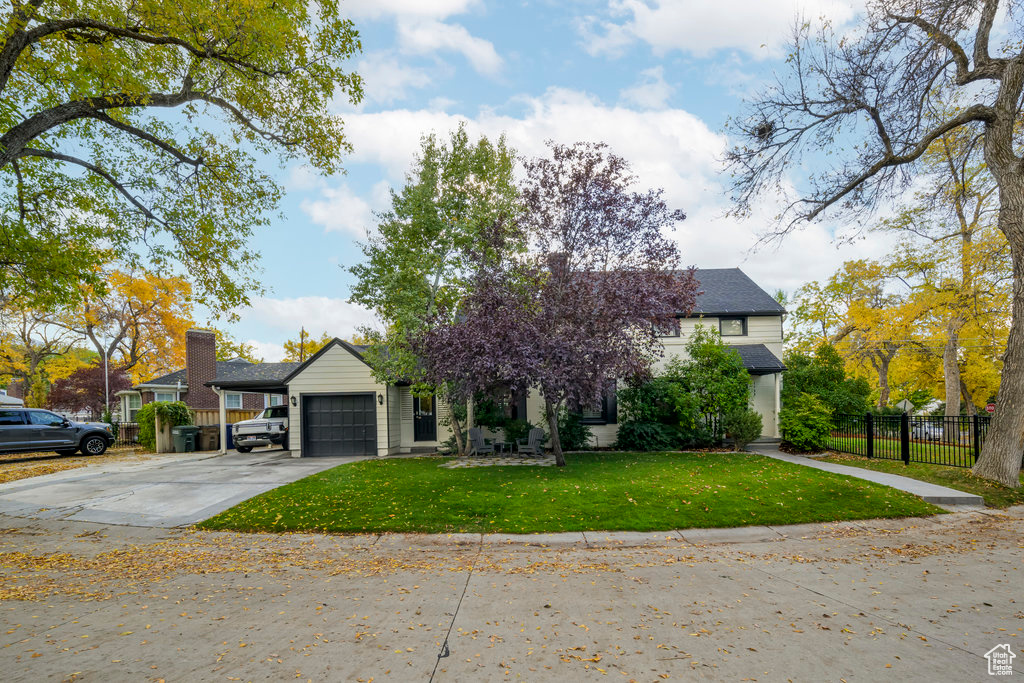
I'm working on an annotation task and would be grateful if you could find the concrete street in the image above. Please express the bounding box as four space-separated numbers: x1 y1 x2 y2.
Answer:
0 507 1021 681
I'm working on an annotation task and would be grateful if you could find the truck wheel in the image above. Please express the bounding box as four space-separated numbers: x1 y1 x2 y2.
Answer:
81 435 108 456
236 446 252 453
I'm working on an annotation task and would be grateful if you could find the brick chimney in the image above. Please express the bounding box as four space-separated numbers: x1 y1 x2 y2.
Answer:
185 328 218 409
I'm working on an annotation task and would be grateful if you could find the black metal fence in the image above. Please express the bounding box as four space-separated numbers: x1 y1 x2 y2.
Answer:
112 422 140 448
828 413 993 468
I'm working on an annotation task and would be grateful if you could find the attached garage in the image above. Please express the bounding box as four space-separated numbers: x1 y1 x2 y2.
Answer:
282 340 392 458
302 393 376 457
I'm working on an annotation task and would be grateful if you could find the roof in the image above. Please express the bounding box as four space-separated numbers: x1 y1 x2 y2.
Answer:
690 268 786 317
137 361 300 391
281 338 372 384
729 344 786 375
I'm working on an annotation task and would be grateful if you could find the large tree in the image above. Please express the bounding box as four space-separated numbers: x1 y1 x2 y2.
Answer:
0 0 362 310
419 142 697 466
46 361 131 417
349 123 521 455
726 0 1024 486
0 304 83 405
47 270 194 384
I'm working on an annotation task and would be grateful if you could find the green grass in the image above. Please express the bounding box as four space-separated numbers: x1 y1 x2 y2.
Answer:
198 452 942 534
819 453 1024 509
826 434 980 467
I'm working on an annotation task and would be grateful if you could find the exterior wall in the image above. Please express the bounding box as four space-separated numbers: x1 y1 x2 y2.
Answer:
185 329 218 409
387 385 402 452
242 393 263 410
657 316 784 368
285 344 389 457
141 391 155 405
396 386 452 452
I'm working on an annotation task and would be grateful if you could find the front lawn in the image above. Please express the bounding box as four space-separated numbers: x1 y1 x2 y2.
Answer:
199 452 941 534
819 453 1024 509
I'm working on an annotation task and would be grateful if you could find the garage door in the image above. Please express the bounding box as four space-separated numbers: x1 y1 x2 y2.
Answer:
302 394 376 457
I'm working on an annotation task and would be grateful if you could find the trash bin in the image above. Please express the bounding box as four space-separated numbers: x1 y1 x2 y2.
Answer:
198 425 219 451
225 424 233 450
171 425 200 453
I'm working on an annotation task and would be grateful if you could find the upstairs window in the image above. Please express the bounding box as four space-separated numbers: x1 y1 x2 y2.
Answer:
653 318 680 337
719 317 747 336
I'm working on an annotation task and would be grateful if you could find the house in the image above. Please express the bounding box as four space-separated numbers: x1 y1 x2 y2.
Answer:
204 267 785 457
116 329 299 421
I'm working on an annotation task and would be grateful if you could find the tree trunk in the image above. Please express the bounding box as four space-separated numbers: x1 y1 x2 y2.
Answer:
448 399 466 456
959 379 977 417
873 350 892 408
972 187 1024 486
942 319 964 418
544 398 566 467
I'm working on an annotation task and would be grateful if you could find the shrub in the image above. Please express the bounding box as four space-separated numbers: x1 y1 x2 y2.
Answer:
615 421 677 451
136 401 193 451
503 419 536 445
779 393 832 452
556 410 592 451
723 408 762 451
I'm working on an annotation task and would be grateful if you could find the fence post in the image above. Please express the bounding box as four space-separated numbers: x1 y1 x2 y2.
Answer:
865 413 873 459
972 414 981 463
900 412 910 465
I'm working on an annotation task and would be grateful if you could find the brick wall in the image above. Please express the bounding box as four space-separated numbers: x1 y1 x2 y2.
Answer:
242 393 263 410
185 329 218 410
5 380 23 400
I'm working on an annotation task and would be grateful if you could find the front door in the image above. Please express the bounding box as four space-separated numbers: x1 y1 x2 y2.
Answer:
413 395 437 442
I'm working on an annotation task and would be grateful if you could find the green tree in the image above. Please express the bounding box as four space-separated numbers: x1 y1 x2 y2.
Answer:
782 343 872 416
211 329 262 364
281 329 335 362
348 123 520 455
0 1 363 311
668 325 750 417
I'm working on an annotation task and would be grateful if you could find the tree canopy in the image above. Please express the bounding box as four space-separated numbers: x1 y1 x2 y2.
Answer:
0 0 363 310
726 0 1024 486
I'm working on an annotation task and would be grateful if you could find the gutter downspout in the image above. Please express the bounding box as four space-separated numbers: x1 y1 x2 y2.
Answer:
213 386 228 454
774 373 781 439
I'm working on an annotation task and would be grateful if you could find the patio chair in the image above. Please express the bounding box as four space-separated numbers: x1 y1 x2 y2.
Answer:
467 427 494 456
516 427 546 457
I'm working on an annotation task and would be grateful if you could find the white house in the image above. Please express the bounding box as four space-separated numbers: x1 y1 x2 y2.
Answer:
206 268 786 457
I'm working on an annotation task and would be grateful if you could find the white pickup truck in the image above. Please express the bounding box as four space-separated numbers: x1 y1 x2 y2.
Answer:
232 405 289 452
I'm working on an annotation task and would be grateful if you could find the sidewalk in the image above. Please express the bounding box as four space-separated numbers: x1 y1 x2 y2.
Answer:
750 445 985 505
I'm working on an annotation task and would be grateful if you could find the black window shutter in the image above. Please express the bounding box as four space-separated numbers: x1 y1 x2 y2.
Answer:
604 382 617 424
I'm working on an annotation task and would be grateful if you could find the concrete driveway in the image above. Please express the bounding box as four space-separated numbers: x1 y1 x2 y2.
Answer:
0 450 359 527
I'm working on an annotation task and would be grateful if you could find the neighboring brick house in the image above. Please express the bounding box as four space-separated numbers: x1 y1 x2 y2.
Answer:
116 329 298 421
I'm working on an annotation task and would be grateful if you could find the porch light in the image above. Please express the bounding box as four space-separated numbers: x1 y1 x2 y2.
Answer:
290 396 297 407
377 393 384 405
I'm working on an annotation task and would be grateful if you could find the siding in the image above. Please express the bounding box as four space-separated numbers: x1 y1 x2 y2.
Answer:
396 386 453 452
286 344 388 457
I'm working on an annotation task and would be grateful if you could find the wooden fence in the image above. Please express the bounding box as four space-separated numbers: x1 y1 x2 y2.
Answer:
192 409 260 426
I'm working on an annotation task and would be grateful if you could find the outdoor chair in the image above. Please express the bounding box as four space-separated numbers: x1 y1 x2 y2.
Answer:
467 427 494 456
516 427 545 456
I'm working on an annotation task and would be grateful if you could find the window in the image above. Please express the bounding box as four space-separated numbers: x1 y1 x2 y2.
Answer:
719 317 747 336
125 394 141 422
0 410 24 426
653 318 680 337
154 391 175 403
265 406 288 419
577 382 618 425
266 394 284 407
28 410 66 427
225 392 243 409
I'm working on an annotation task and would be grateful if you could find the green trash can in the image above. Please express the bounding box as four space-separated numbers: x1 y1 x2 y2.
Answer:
171 425 200 453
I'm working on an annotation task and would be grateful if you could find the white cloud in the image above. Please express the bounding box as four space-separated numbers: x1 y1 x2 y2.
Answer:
344 0 481 20
237 297 379 341
619 66 674 109
300 183 383 237
357 51 433 105
340 87 899 298
396 19 503 77
581 0 860 58
246 340 287 363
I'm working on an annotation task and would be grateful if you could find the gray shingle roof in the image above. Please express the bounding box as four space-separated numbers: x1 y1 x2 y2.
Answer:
136 361 300 390
729 344 786 374
690 268 785 316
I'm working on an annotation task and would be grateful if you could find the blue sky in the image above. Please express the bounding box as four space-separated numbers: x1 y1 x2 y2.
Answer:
223 0 885 361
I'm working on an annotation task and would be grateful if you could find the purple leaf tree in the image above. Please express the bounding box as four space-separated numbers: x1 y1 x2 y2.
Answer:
419 141 697 466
